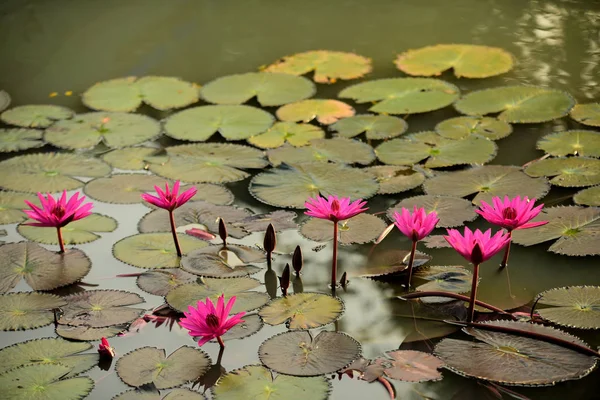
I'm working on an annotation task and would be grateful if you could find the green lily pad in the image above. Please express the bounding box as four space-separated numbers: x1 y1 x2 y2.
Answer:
434 320 597 386
0 129 45 152
536 286 600 329
249 162 379 208
511 206 600 256
1 105 74 128
300 213 387 244
212 365 330 400
264 50 372 83
56 325 124 341
388 195 476 228
267 137 375 166
390 298 461 342
338 78 460 115
188 244 266 264
524 157 600 187
414 265 472 303
164 105 274 142
375 131 497 168
0 292 66 331
137 76 199 110
18 213 118 245
0 191 40 224
435 116 512 140
84 174 172 204
364 166 426 195
354 249 432 278
276 99 355 125
0 242 91 293
195 313 264 343
259 293 343 330
423 165 550 205
454 86 575 123
136 268 197 297
570 103 600 127
395 44 514 78
330 114 408 140
44 112 161 150
259 330 361 376
166 277 269 314
0 153 111 193
116 346 210 389
373 350 444 382
248 122 324 149
0 364 94 400
82 77 139 112
114 388 206 400
113 233 209 269
0 90 10 112
200 72 315 106
537 130 600 158
0 338 98 377
181 252 261 278
148 143 268 184
574 185 600 206
58 290 144 328
101 147 161 170
233 210 297 232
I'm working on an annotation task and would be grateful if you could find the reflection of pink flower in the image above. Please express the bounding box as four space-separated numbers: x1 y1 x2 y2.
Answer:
23 191 92 228
444 227 511 265
98 337 115 358
179 294 245 347
476 196 548 231
305 195 368 222
393 206 439 242
142 181 196 211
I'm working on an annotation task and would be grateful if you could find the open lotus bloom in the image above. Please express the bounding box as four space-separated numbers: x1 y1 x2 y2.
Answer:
23 191 93 228
476 195 548 231
304 195 368 222
142 180 197 211
393 206 439 242
444 227 511 265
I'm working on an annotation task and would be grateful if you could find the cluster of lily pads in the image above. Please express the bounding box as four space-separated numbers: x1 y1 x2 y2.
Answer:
0 44 599 400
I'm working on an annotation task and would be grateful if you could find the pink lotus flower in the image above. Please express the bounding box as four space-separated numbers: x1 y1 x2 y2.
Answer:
179 294 245 348
98 337 115 358
142 181 197 211
305 195 368 223
393 206 439 242
476 196 548 231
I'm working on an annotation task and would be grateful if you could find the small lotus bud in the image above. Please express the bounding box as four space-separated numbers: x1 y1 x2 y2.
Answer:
264 224 276 254
279 264 290 297
340 272 348 288
218 218 227 246
292 245 303 274
471 243 484 265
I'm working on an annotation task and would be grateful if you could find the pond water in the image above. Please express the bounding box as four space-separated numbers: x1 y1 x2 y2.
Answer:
1 0 600 399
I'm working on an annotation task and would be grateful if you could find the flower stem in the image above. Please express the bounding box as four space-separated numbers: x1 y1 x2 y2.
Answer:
467 263 480 323
217 335 225 348
404 240 417 291
499 231 512 269
56 227 66 253
400 291 516 318
169 211 182 258
331 221 339 296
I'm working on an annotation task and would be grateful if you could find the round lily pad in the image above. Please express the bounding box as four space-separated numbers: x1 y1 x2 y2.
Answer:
574 185 600 206
259 293 344 330
537 130 600 158
102 147 161 170
249 162 379 208
259 330 361 376
248 122 324 149
454 86 575 123
276 99 355 125
114 388 206 400
364 166 426 195
0 128 45 152
536 286 600 329
435 116 512 140
181 252 261 278
18 213 118 245
355 249 431 278
164 105 274 142
414 265 472 303
196 313 264 343
0 292 66 331
82 77 140 112
0 191 40 224
395 44 514 78
264 50 372 83
113 233 209 269
0 242 91 293
58 290 144 328
56 325 124 341
137 76 200 110
329 114 408 140
338 78 460 115
233 210 298 232
188 244 266 264
570 103 600 127
300 213 387 244
373 350 444 382
524 157 600 187
1 105 74 128
0 153 111 193
84 174 172 204
267 137 375 166
136 268 197 297
387 195 476 228
0 90 10 112
116 346 210 389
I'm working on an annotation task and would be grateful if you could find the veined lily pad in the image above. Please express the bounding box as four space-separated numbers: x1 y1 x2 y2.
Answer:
276 99 355 125
259 293 344 329
248 122 324 149
0 129 44 152
395 44 514 78
355 249 431 278
537 130 600 158
267 137 375 166
137 76 199 110
536 286 600 329
181 253 261 278
524 157 600 187
300 213 387 244
116 346 210 389
364 166 425 194
102 147 161 170
259 330 361 376
574 185 600 206
423 165 550 205
511 206 600 256
330 114 408 140
0 292 66 331
0 153 111 193
188 244 266 264
195 313 264 343
454 86 575 123
82 77 139 112
0 243 91 293
58 290 144 328
84 174 171 204
435 116 512 140
338 78 460 115
136 268 197 297
114 388 206 400
233 210 297 232
113 233 209 269
373 350 444 382
0 192 40 224
249 162 379 208
0 90 10 112
18 213 118 245
388 195 476 228
570 103 600 127
263 50 372 83
212 365 330 400
56 325 124 341
414 265 472 303
1 105 73 128
164 105 274 141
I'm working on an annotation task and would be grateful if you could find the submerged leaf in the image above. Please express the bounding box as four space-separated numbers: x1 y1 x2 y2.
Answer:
364 166 425 195
536 286 600 329
259 293 344 330
267 137 375 166
18 214 117 245
435 116 512 140
0 128 44 152
301 213 387 245
574 185 600 207
570 103 600 127
524 157 600 187
537 130 600 158
330 114 408 140
0 292 66 331
373 350 444 382
276 99 355 125
58 290 144 328
1 105 73 128
414 265 472 303
388 195 476 228
248 122 324 149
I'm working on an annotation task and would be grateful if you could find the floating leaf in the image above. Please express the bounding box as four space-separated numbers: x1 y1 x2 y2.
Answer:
136 268 197 297
574 185 600 206
0 90 10 113
137 76 199 110
0 129 44 152
276 99 355 125
114 388 206 400
259 330 361 376
0 243 91 293
339 78 459 115
56 325 124 341
44 112 161 150
570 103 600 127
18 213 117 245
537 130 600 158
390 298 462 342
388 195 476 228
524 157 600 187
423 165 550 205
190 244 266 264
82 77 140 112
421 235 453 249
395 44 513 78
84 174 171 204
373 350 443 382
355 249 431 278
267 137 375 166
195 313 264 343
233 210 297 232
212 365 330 400
435 116 512 140
0 153 111 193
166 277 269 314
414 265 472 303
264 50 372 83
117 346 210 389
454 86 575 123
300 213 387 244
181 253 261 278
248 122 324 149
364 166 425 195
249 163 378 208
330 114 408 140
148 143 267 184
536 286 600 329
0 192 40 224
113 233 209 269
58 290 144 328
434 320 597 386
102 147 161 170
0 292 66 331
259 293 344 329
1 105 73 128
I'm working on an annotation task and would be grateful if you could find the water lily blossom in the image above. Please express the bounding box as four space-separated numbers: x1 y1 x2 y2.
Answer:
23 191 93 253
98 337 115 358
179 294 245 348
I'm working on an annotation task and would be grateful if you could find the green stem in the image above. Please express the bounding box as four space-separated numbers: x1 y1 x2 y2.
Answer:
500 231 512 269
169 211 182 258
217 335 225 348
404 240 417 291
331 221 338 296
467 263 480 323
57 227 66 253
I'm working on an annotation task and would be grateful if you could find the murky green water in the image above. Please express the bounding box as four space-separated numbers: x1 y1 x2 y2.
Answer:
2 0 600 399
